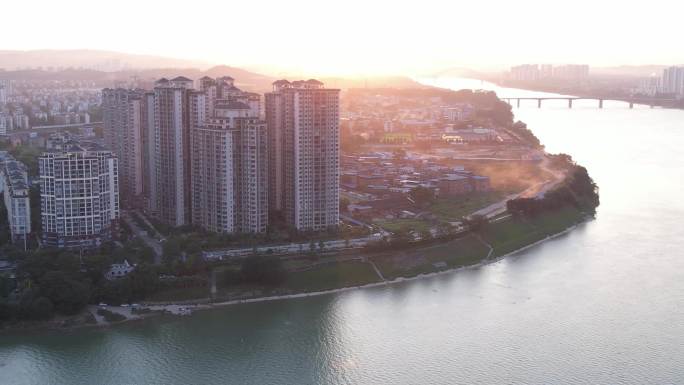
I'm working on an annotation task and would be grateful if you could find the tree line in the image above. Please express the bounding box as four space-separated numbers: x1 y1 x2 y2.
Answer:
506 156 600 217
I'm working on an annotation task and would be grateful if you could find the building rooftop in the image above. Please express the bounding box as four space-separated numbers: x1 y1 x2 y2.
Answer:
42 140 108 155
0 154 29 193
273 79 334 91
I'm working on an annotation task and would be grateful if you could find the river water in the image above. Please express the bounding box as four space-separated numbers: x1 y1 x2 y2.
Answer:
1 78 683 385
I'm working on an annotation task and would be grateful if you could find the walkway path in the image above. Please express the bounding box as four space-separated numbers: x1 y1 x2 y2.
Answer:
369 260 386 281
469 155 565 220
120 211 163 264
475 235 494 259
210 270 217 298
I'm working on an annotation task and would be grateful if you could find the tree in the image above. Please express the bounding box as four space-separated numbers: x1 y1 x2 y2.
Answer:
28 297 54 320
506 164 599 217
240 256 285 286
39 271 90 315
162 238 182 259
390 229 411 247
126 264 160 300
462 214 489 233
339 197 350 213
0 297 12 321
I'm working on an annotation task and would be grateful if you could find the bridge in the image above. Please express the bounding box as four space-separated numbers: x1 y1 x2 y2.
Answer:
501 97 679 109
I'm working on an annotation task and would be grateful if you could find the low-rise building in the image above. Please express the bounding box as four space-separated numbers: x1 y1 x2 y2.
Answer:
438 174 490 196
105 260 135 280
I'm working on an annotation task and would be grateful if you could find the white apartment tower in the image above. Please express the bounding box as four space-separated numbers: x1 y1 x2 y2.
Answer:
39 143 119 249
265 79 340 231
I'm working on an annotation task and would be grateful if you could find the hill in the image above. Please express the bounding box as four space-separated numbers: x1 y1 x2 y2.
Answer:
0 49 211 71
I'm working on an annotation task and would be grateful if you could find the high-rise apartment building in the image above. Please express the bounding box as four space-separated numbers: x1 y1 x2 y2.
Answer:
661 66 684 97
102 88 146 208
191 100 268 233
265 79 340 231
0 80 12 103
39 143 119 249
552 64 590 81
142 91 156 213
510 64 589 82
0 152 31 245
510 64 540 81
150 76 204 226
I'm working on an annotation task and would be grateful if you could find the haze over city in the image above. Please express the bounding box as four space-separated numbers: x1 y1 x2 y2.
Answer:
4 0 684 75
2 1 684 385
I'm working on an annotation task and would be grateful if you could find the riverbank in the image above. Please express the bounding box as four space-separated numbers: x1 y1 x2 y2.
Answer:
1 206 591 334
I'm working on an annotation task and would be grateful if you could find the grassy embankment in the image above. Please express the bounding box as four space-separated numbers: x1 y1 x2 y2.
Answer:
212 261 380 300
372 206 585 280
153 205 586 303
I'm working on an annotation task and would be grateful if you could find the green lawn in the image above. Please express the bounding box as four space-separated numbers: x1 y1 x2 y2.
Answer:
282 261 381 292
376 218 432 233
429 191 507 221
371 206 586 279
482 207 585 257
371 235 490 280
422 235 491 267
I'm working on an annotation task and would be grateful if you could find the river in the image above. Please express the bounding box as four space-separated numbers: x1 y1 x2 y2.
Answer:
1 78 683 385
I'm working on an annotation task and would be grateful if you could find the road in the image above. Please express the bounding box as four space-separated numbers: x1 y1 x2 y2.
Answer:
469 154 565 219
120 211 163 264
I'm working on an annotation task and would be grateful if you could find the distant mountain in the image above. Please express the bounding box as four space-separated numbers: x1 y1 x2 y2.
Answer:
122 66 277 92
0 49 430 92
0 65 277 93
0 67 426 93
0 49 211 71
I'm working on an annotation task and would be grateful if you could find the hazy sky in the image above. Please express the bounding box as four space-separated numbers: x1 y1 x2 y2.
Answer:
4 0 683 76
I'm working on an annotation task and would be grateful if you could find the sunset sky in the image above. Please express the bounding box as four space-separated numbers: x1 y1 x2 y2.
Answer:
4 0 683 76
